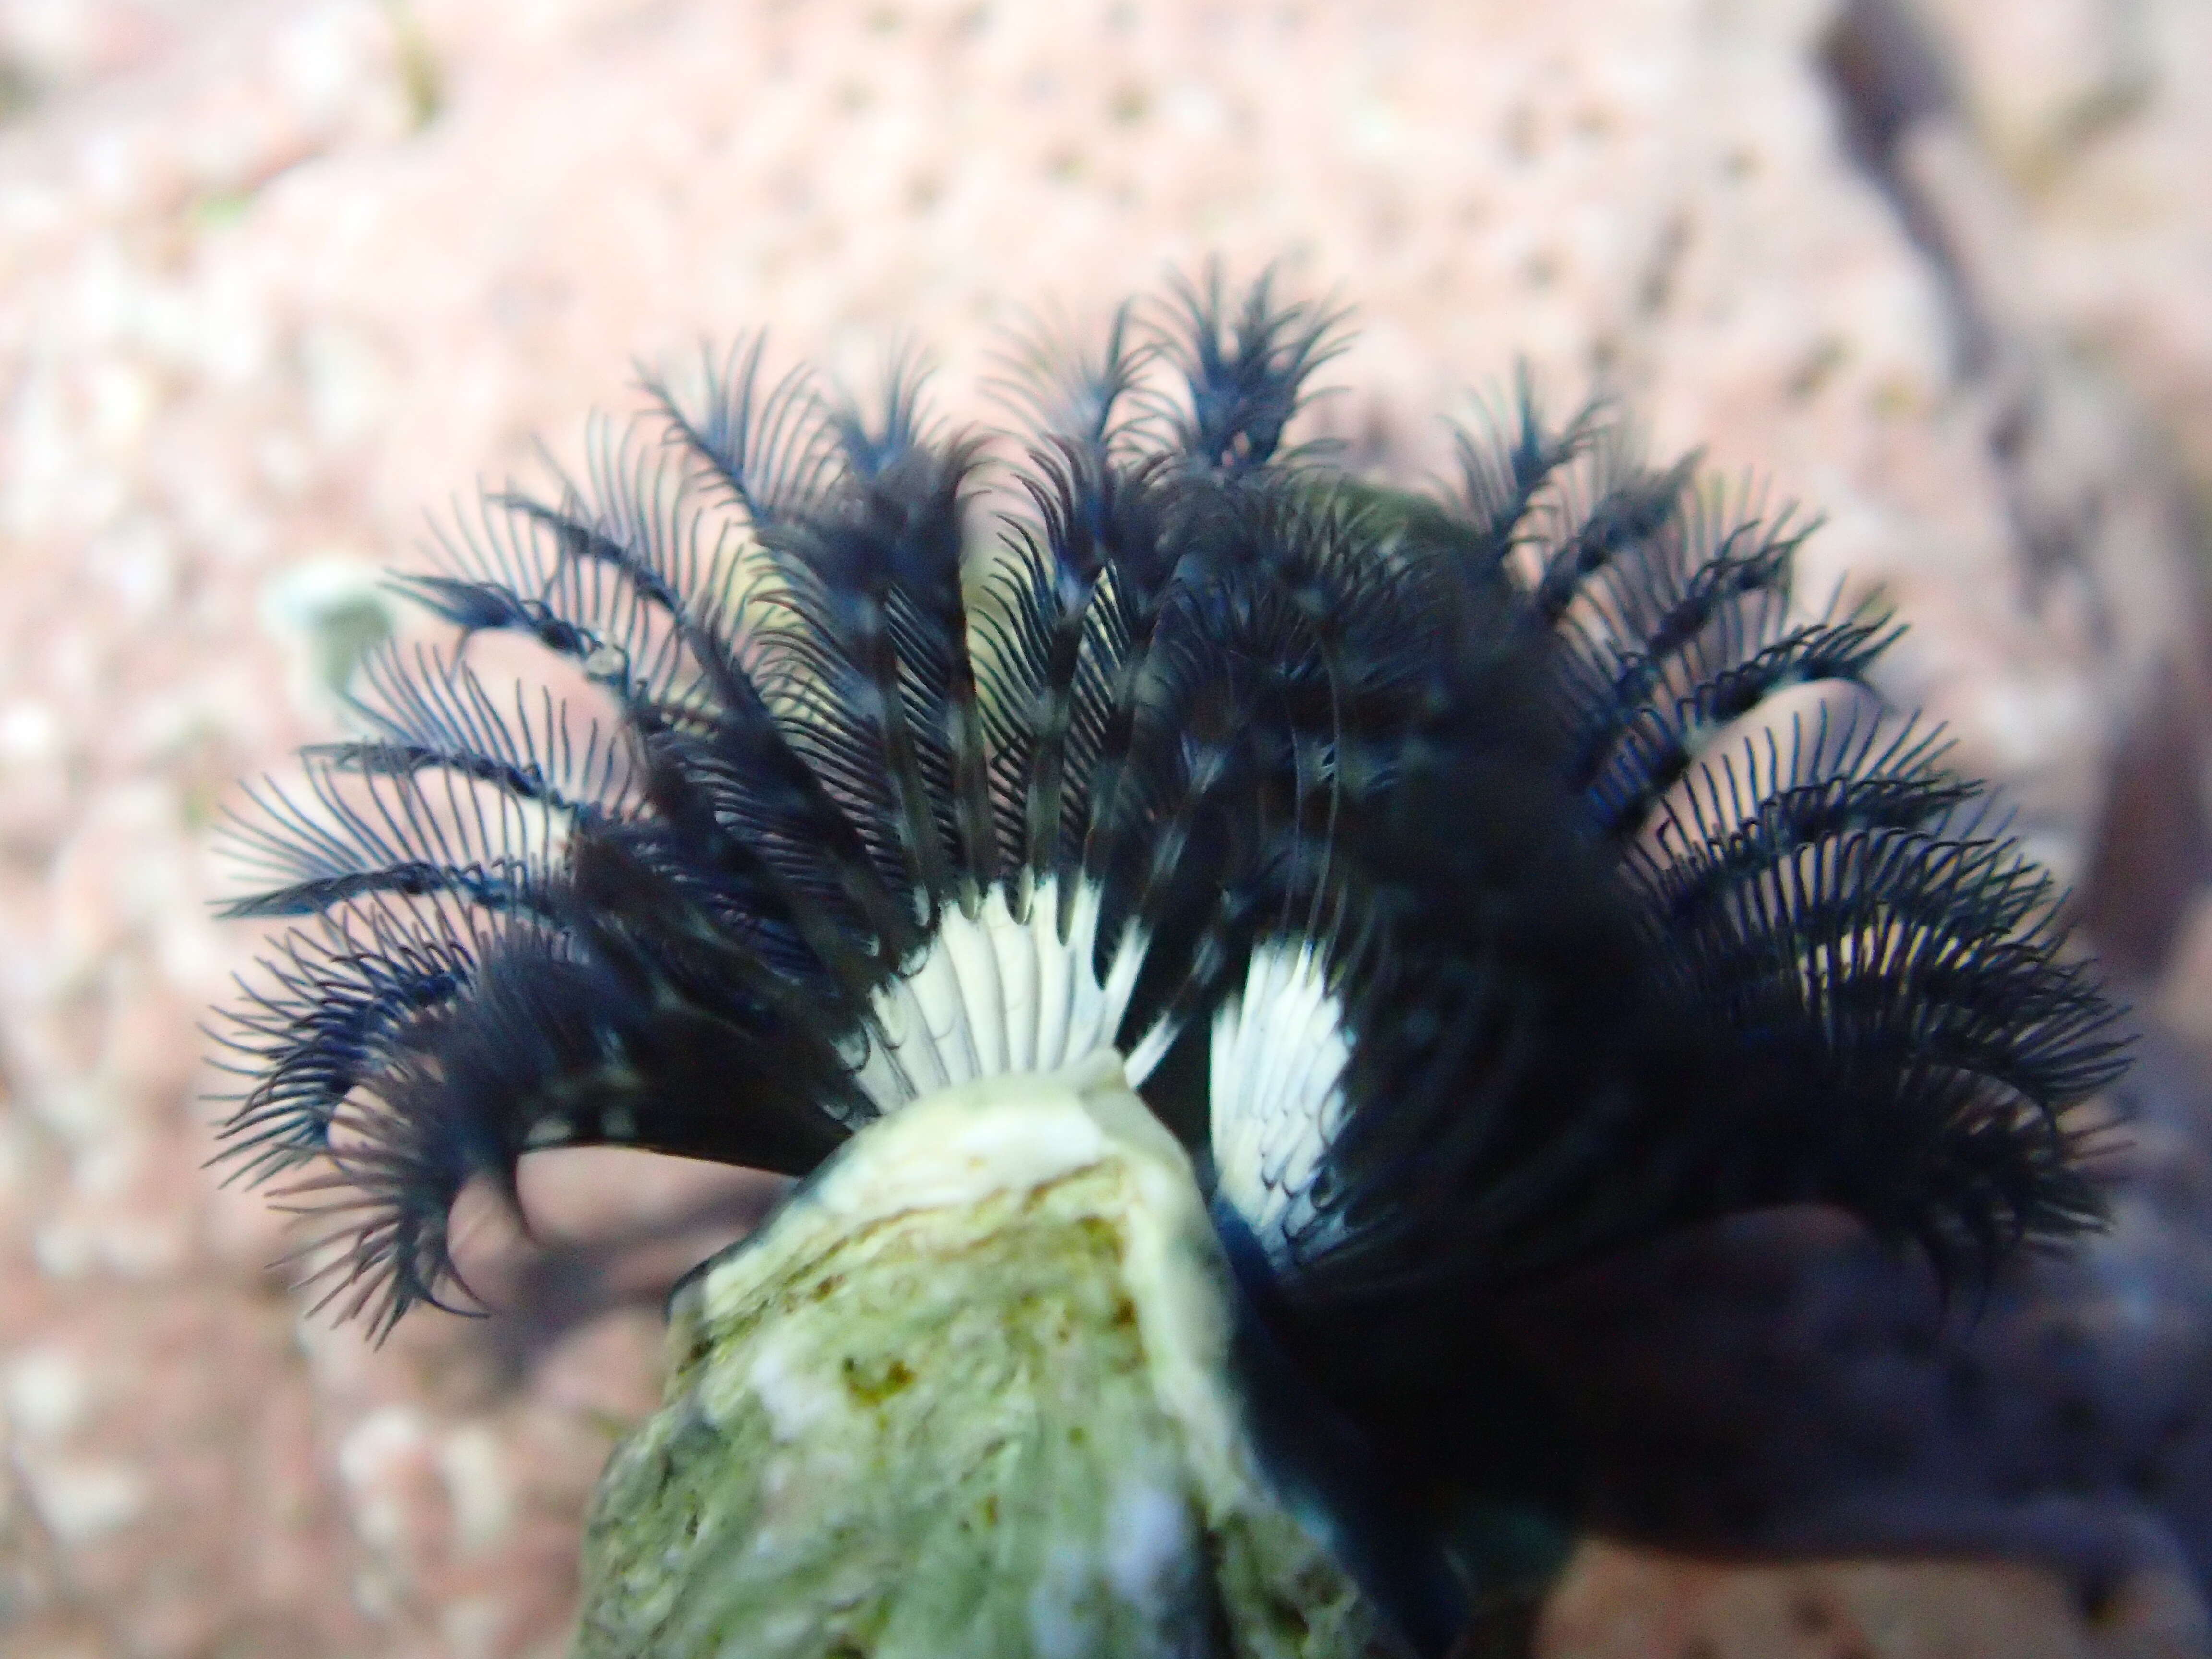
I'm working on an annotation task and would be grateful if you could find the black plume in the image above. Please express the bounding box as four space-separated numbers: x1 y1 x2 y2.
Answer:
1204 381 2124 1312
212 272 2124 1357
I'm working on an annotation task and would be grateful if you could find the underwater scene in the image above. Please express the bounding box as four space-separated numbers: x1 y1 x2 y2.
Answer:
1 2 2208 1657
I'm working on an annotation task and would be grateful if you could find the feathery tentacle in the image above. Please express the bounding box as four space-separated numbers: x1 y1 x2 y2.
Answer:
214 272 2124 1370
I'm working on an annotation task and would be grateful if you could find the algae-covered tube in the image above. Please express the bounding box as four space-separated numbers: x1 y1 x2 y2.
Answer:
577 1056 1397 1659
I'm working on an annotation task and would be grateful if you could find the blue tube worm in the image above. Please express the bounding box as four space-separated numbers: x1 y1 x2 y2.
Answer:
211 271 2126 1659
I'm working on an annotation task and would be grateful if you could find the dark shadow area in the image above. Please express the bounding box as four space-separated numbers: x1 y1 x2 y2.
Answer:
1817 0 1990 377
1495 1021 2212 1611
450 1157 786 1390
2080 657 2212 978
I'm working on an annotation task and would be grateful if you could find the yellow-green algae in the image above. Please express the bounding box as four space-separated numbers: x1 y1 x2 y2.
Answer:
574 1053 1399 1659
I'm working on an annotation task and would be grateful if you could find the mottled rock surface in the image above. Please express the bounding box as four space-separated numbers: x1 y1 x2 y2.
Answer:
0 1 2204 1656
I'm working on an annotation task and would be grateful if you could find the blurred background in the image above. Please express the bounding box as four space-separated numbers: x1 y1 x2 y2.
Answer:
0 0 2208 1655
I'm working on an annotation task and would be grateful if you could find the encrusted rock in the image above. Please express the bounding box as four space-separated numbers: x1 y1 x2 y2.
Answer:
576 1058 1394 1659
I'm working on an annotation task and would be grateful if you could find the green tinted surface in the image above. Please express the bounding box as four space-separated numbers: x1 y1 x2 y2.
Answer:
573 1093 1395 1659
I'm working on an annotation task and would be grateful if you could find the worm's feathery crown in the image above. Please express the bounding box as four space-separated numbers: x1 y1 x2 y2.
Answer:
211 270 2126 1340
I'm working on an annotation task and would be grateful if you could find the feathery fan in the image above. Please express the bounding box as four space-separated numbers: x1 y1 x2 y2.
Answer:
209 270 2126 1653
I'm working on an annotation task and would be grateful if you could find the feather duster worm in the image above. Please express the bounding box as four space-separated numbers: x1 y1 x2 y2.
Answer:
212 272 2126 1658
